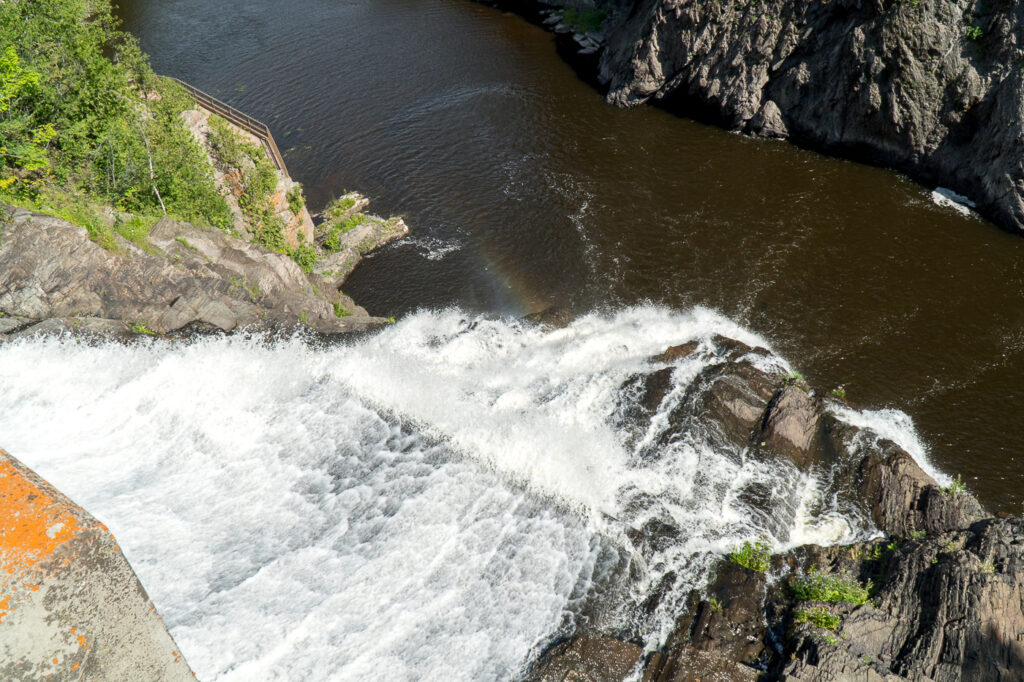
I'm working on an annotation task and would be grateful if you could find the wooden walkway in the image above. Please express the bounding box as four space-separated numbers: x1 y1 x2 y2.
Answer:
168 76 290 177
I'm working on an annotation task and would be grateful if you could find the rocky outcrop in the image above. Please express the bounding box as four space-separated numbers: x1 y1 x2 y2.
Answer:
312 192 410 289
526 0 1024 232
0 448 195 681
525 335 1023 682
0 204 384 338
179 108 315 249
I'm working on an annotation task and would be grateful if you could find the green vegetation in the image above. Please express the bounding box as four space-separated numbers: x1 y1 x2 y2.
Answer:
965 25 983 41
323 213 366 252
333 302 352 318
708 597 722 613
287 184 305 215
207 115 288 253
290 237 318 273
794 606 841 632
298 311 309 324
129 322 156 335
981 559 996 574
175 236 197 251
561 7 608 33
784 371 805 386
730 539 771 573
790 569 871 605
332 196 356 213
0 0 232 232
910 530 927 539
831 385 846 400
943 473 966 497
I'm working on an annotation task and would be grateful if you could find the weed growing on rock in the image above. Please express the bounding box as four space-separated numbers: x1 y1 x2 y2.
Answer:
943 474 966 497
333 302 352 318
910 530 927 539
322 213 367 252
287 184 305 215
795 606 841 632
790 569 871 605
290 239 318 273
730 539 771 572
981 559 996 574
709 597 722 613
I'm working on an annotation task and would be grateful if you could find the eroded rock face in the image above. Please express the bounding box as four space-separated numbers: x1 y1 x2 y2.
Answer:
593 0 1024 232
778 516 1024 681
0 206 385 338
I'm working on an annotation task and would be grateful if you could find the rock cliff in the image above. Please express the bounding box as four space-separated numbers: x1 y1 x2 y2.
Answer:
524 335 1024 682
0 203 398 338
531 0 1024 232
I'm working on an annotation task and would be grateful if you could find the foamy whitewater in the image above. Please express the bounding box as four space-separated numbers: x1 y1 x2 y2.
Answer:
0 307 941 681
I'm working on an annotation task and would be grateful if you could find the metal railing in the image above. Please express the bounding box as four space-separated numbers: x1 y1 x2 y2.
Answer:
167 76 290 177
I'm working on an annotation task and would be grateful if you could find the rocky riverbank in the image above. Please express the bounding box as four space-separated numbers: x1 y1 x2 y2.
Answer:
506 0 1024 234
523 333 1023 681
0 192 406 340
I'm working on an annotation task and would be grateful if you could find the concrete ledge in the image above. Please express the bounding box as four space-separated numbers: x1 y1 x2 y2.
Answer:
0 448 195 681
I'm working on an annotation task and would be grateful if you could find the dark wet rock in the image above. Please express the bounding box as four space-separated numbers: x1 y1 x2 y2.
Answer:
522 306 573 329
856 450 987 537
686 360 778 450
652 341 700 364
532 335 1021 682
525 636 645 682
0 206 387 338
640 367 676 413
592 0 1024 233
646 562 765 682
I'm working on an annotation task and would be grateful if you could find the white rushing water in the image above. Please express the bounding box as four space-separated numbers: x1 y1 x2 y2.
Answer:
0 306 936 681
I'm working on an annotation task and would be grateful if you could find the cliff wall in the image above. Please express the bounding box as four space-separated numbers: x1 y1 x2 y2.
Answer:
542 0 1024 232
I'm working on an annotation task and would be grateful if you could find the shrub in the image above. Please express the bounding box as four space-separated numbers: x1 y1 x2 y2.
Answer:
730 539 771 573
290 239 318 273
794 606 841 632
0 1 232 229
287 184 304 215
790 569 871 605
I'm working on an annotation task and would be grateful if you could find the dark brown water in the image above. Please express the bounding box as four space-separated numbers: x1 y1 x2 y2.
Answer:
117 0 1024 512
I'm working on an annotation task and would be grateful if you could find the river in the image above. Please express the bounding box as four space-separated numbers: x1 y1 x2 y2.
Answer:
3 0 1022 678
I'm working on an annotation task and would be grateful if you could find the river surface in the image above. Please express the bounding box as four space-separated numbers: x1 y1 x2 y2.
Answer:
115 0 1023 512
6 0 1022 679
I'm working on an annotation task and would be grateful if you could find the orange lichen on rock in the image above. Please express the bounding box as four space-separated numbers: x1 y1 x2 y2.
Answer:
0 460 81 576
